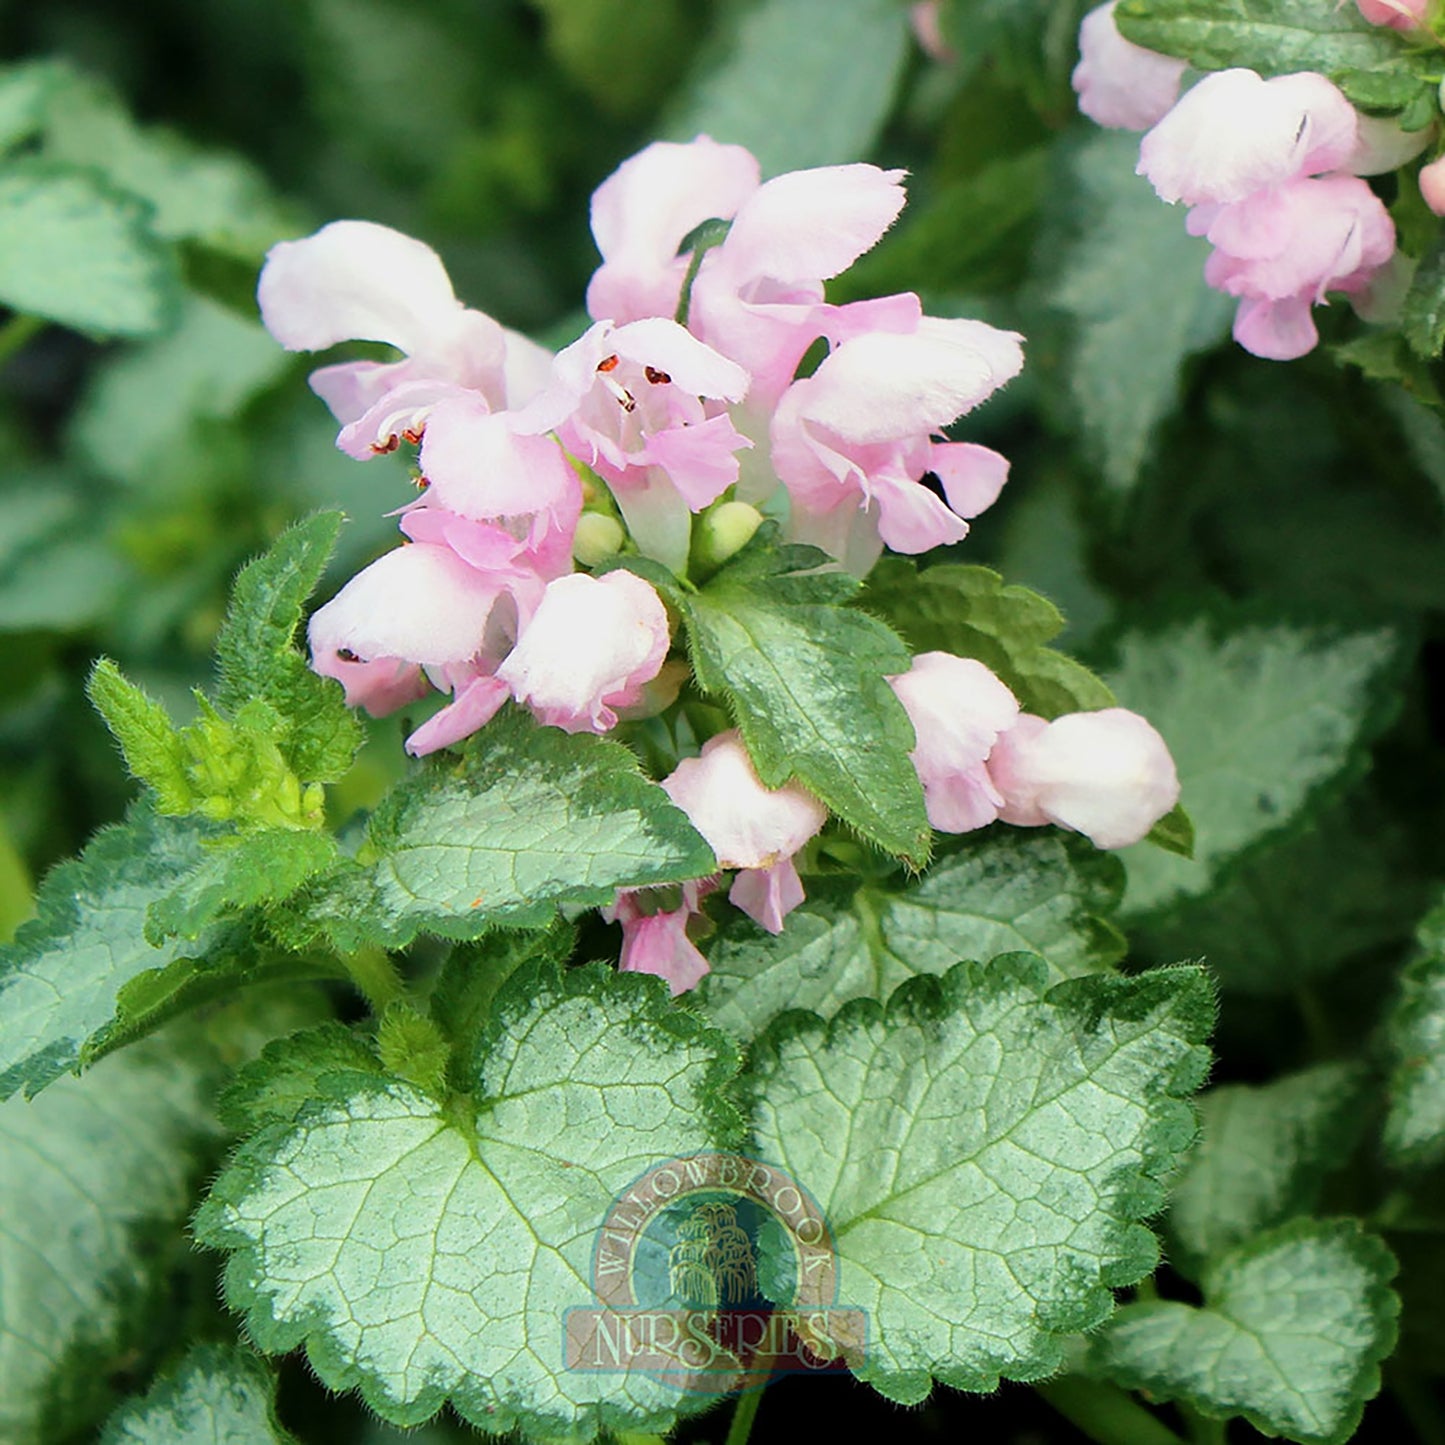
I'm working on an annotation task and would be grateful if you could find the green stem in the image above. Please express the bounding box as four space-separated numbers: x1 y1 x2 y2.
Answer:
0 313 43 368
1179 1403 1228 1445
340 946 404 1014
1037 1378 1187 1445
723 1386 765 1445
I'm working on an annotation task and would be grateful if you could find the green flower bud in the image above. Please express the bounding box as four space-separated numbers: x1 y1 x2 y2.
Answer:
573 512 627 568
691 500 763 579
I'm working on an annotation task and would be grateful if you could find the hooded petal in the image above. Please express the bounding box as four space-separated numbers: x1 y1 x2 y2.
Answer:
1072 1 1186 131
612 317 750 401
715 164 908 285
888 652 1019 833
987 708 1180 849
260 220 473 354
496 570 670 733
1138 69 1359 205
307 542 505 670
794 319 1024 444
586 137 761 324
662 731 827 871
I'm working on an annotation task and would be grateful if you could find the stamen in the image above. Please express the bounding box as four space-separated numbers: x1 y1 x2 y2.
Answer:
597 354 621 373
369 435 401 455
645 366 672 385
336 648 360 662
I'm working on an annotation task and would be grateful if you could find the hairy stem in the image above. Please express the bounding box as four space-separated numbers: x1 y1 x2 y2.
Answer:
1038 1378 1188 1445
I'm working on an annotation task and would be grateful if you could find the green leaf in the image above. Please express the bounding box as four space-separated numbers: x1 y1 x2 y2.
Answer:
698 831 1126 1041
0 61 61 151
0 159 180 337
212 513 363 785
1104 618 1404 918
282 708 716 952
1403 231 1445 361
1045 131 1233 496
0 804 242 1100
145 829 340 944
72 292 291 487
1088 1219 1400 1445
1144 803 1193 858
40 68 290 257
680 537 930 865
88 660 194 814
528 0 696 117
100 1345 297 1445
1135 786 1437 994
89 660 332 832
749 957 1213 1400
195 963 742 1434
428 925 578 1090
1167 1064 1366 1272
0 1026 226 1443
1116 0 1433 92
0 469 128 632
1384 896 1445 1169
216 1021 384 1134
662 0 910 175
861 558 1116 718
837 150 1050 301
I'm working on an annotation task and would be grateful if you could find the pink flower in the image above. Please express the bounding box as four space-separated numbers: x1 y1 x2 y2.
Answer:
495 570 670 734
661 731 827 933
585 138 908 405
257 219 550 459
516 317 750 571
1138 70 1359 206
607 886 714 996
987 709 1180 850
400 397 583 585
1421 154 1445 216
587 138 762 327
1356 0 1429 29
1191 174 1395 360
909 1 955 61
887 653 1020 833
772 313 1023 571
689 162 909 404
1072 2 1186 131
307 541 511 724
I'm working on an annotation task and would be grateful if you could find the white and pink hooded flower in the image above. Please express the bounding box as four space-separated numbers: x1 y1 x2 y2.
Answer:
516 317 751 571
1133 68 1397 361
586 137 909 405
772 312 1024 574
661 730 827 935
257 219 551 459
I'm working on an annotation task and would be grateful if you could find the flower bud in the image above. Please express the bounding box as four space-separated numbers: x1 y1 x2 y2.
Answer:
572 512 627 568
1421 154 1445 217
691 500 763 579
987 708 1180 850
1357 0 1429 29
887 652 1019 833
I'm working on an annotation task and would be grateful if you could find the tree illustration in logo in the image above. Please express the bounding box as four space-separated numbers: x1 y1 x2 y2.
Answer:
666 1200 758 1308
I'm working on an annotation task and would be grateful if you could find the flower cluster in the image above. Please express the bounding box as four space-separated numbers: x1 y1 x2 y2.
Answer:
259 137 1181 994
1072 4 1404 360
